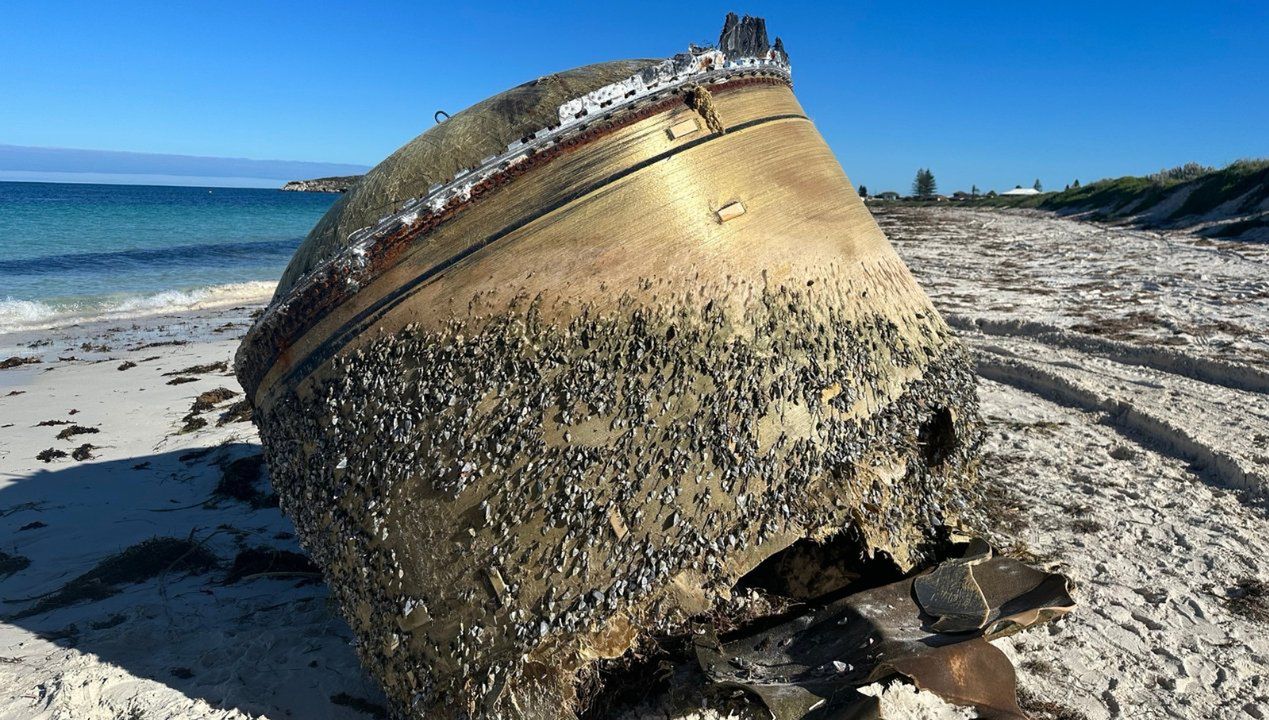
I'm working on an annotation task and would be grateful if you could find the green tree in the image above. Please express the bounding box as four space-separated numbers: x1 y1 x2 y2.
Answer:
858 184 868 198
1033 178 1043 192
1073 179 1081 188
971 184 979 198
912 169 937 199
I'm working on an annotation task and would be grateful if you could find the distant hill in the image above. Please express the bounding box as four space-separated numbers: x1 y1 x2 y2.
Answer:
971 159 1269 240
281 176 362 193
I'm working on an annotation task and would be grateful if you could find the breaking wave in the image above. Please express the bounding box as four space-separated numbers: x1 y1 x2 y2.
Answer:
0 281 275 333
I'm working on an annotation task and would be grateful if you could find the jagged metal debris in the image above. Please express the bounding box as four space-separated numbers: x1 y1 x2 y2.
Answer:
693 542 1075 719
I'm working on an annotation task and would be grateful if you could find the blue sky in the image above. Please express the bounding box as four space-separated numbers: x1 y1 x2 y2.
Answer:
2 1 1265 192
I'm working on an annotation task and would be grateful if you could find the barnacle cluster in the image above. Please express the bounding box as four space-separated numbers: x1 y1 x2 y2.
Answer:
255 269 982 718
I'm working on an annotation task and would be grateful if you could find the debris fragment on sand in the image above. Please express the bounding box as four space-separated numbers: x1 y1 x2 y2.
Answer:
692 541 1073 719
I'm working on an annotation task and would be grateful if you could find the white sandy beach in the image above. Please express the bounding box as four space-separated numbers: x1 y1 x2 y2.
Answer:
0 207 1266 719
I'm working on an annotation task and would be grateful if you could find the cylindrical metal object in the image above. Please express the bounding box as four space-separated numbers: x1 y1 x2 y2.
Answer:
238 20 980 719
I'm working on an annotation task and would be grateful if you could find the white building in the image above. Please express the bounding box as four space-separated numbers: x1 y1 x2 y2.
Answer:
1002 187 1041 196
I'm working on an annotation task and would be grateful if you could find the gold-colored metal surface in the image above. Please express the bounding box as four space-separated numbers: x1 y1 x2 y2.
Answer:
254 83 927 409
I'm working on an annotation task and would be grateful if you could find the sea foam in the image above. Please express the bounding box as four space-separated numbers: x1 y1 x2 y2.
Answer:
0 281 275 333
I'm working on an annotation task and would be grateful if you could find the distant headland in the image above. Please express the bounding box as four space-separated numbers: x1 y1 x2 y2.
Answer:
281 176 362 193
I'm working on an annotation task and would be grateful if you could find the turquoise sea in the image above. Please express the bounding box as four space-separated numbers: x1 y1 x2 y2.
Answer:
0 181 338 332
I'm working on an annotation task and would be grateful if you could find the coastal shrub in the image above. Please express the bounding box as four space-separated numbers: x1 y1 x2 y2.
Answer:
1169 158 1269 219
1146 162 1213 184
966 158 1267 226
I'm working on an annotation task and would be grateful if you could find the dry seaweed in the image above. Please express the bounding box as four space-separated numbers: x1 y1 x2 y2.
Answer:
117 361 137 371
36 448 67 463
71 444 98 461
1017 687 1092 720
0 552 30 578
329 692 388 718
191 387 238 413
167 376 198 386
178 448 215 463
214 455 276 508
179 415 208 433
12 537 218 619
217 399 253 426
223 546 319 584
692 545 1075 719
1225 577 1269 622
0 356 41 370
163 361 228 376
128 340 187 351
89 613 126 630
55 425 98 440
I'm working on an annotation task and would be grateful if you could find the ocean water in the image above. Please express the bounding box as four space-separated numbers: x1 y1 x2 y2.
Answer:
0 181 337 332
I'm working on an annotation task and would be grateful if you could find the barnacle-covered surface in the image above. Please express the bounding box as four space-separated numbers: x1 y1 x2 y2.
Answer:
256 267 981 718
241 14 985 719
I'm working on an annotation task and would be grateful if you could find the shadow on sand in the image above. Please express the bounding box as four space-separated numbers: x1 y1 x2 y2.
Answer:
0 443 386 719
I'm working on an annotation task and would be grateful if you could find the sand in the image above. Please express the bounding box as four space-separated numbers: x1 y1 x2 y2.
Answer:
879 205 1269 719
0 309 384 719
0 206 1265 718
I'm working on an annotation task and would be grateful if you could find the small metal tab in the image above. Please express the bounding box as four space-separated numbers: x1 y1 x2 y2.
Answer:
667 118 701 140
716 201 747 223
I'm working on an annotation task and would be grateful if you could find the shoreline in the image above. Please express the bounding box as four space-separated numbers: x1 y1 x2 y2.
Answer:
0 281 276 345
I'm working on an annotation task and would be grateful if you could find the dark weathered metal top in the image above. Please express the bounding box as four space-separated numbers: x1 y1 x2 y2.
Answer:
274 60 660 297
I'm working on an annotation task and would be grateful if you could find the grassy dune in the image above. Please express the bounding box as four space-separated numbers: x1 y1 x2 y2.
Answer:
968 159 1269 239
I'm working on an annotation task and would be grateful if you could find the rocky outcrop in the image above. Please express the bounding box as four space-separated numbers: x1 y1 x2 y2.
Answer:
280 176 361 193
